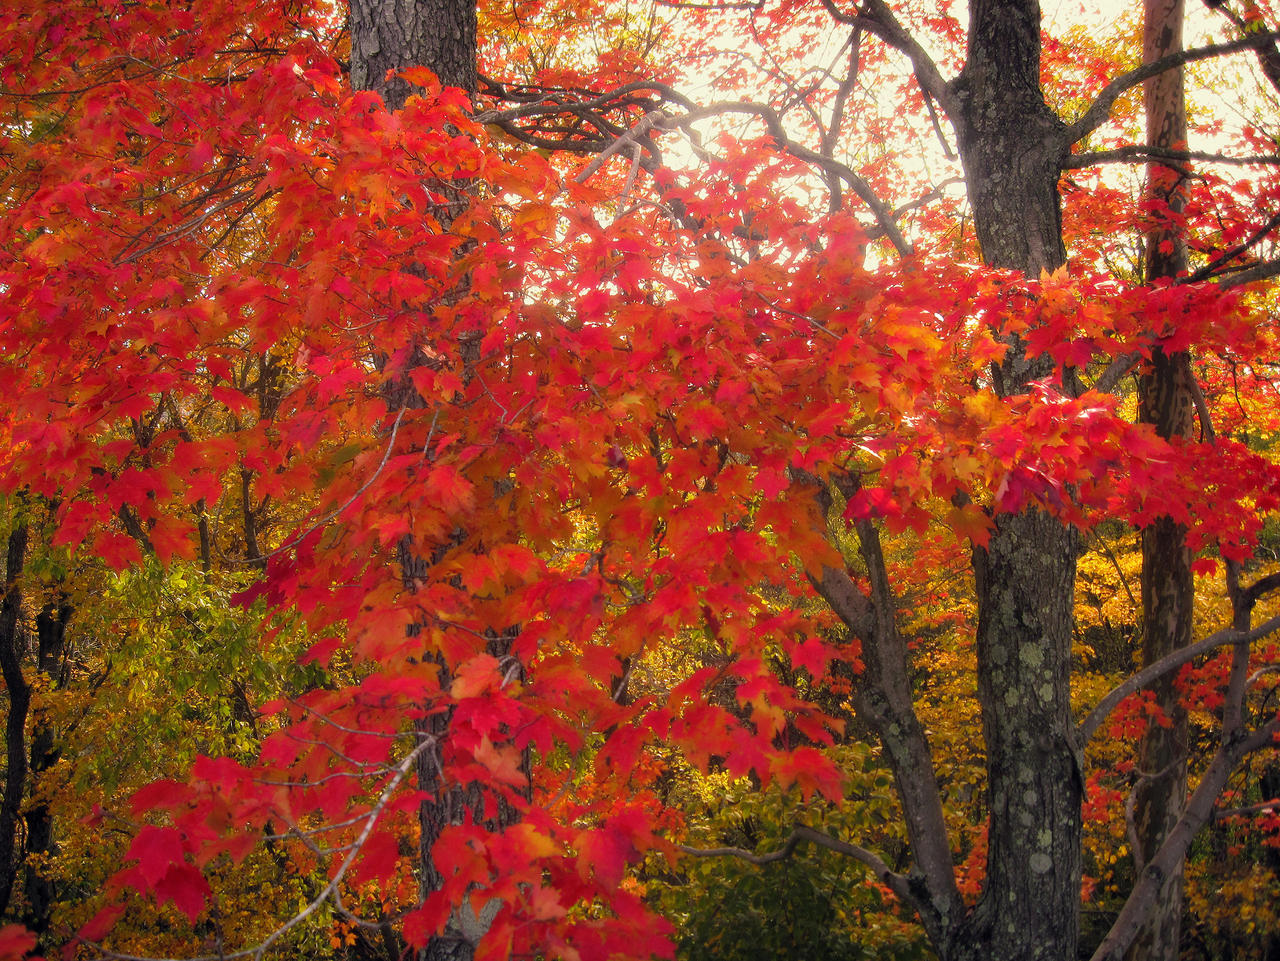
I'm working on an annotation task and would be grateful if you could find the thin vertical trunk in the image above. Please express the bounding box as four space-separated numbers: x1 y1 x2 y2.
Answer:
948 2 1082 958
1128 2 1193 959
0 523 29 917
23 597 69 937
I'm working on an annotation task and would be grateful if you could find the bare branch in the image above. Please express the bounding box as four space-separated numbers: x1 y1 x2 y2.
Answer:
1244 570 1280 608
891 176 964 220
1210 3 1280 95
1094 350 1143 395
816 0 958 116
1247 663 1280 688
1183 209 1280 284
821 27 862 161
819 27 862 211
574 110 665 183
83 738 434 961
243 405 407 565
1217 257 1280 291
920 83 957 161
660 100 914 255
482 80 916 256
1063 144 1280 170
1078 612 1280 744
1091 715 1280 961
1213 796 1280 820
810 564 874 634
678 823 917 909
1188 374 1217 443
802 501 962 944
1065 31 1280 144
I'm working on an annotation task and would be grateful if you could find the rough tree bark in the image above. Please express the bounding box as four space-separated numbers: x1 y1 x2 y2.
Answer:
346 7 514 961
946 2 1082 958
823 4 1084 957
349 0 477 110
1128 1 1193 959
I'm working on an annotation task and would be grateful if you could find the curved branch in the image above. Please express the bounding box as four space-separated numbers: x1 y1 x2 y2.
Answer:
664 101 913 255
573 110 666 183
1182 208 1280 284
678 823 917 910
83 737 434 961
806 513 963 943
1244 569 1280 608
1209 3 1280 95
1065 30 1280 144
482 82 916 256
1090 714 1280 961
1078 611 1280 744
242 405 407 566
816 0 958 116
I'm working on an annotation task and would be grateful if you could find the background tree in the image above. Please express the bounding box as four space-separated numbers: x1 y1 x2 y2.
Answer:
1129 0 1195 958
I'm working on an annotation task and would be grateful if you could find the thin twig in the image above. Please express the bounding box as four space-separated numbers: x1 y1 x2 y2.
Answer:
247 405 407 564
84 739 433 961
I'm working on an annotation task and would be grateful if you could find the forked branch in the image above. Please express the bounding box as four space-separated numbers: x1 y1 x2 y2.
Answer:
1093 714 1280 961
481 85 916 255
816 0 958 116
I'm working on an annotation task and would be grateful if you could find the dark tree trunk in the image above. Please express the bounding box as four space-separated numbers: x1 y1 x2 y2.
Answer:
1128 2 1192 959
22 597 70 937
947 2 1083 958
0 524 29 918
347 7 498 961
349 0 477 107
953 0 1067 278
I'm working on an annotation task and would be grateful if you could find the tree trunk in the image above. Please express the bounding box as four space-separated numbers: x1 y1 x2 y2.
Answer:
947 2 1083 958
349 0 477 109
23 597 70 937
957 510 1081 961
347 8 496 961
953 0 1067 278
1128 2 1193 959
0 523 29 918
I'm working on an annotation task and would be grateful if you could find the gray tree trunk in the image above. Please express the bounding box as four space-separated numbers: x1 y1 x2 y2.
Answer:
349 0 477 107
948 2 1082 957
